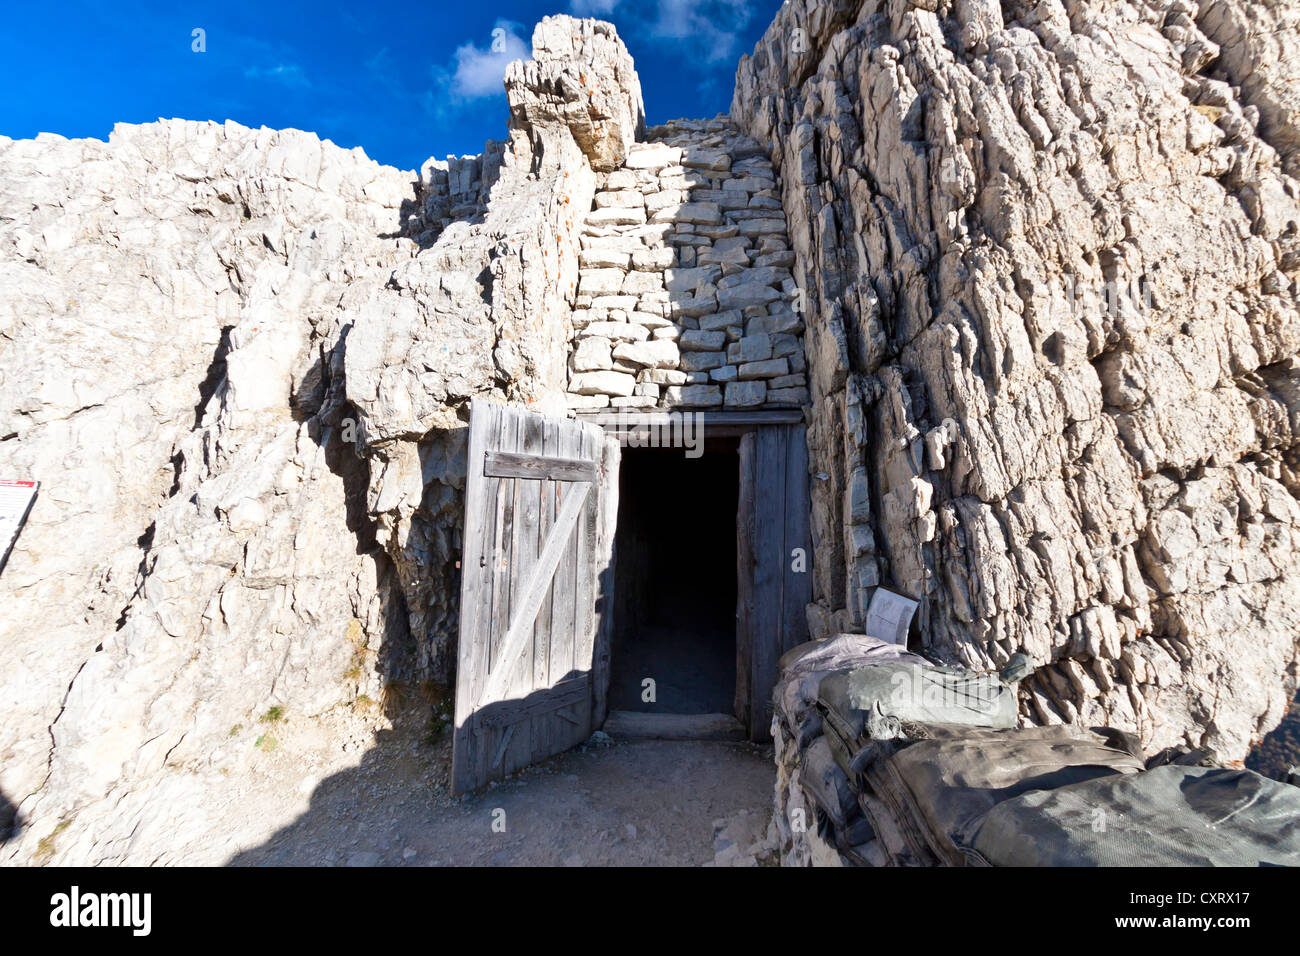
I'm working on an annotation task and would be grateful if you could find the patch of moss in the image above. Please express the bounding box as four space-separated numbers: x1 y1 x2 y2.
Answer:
423 695 454 745
36 818 72 863
228 723 243 737
254 734 278 752
259 706 284 724
343 648 366 680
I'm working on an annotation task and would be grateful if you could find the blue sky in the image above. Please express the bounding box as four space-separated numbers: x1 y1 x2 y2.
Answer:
0 0 783 171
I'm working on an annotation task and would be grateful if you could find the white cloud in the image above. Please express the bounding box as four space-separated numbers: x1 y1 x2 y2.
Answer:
649 0 753 63
569 0 621 13
242 63 310 88
446 20 529 101
568 0 753 64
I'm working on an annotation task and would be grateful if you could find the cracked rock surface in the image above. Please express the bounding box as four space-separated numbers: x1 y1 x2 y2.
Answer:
732 0 1300 761
1 2 1298 865
0 14 641 865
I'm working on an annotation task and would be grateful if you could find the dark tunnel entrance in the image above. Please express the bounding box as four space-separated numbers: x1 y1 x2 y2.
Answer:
609 437 739 716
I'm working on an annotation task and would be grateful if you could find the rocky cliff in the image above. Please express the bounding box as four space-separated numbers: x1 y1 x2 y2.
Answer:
731 0 1300 759
0 15 641 864
0 2 1297 864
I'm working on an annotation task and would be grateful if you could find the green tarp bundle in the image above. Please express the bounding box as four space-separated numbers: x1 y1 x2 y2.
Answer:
816 658 1020 785
799 736 875 849
818 660 1019 739
776 635 1300 867
965 764 1300 866
863 725 1146 866
776 635 929 748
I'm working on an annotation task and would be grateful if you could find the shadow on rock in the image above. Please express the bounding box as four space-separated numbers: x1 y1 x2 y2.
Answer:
0 788 19 844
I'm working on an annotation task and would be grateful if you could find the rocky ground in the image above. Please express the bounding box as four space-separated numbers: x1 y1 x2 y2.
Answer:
195 699 777 867
1247 695 1300 779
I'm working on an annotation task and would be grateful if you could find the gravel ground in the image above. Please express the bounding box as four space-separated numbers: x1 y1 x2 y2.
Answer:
223 702 777 867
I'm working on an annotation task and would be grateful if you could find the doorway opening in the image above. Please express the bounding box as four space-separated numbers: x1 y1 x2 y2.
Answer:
452 401 810 793
609 438 739 718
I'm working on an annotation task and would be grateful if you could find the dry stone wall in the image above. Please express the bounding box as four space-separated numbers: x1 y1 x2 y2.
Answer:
567 119 810 411
731 0 1300 762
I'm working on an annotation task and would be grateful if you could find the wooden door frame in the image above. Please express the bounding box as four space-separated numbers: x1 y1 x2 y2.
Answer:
574 410 811 741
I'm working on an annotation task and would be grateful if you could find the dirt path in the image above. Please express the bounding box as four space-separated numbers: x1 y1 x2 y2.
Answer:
222 706 777 867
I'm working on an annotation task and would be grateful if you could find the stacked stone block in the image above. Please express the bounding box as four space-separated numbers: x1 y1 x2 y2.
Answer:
409 141 506 245
566 116 809 411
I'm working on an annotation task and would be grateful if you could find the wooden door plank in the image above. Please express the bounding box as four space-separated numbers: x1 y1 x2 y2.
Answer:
550 424 580 696
477 675 591 730
501 412 543 776
480 474 591 708
491 726 514 769
591 433 620 727
573 423 597 735
734 433 754 728
578 409 804 426
750 425 787 740
477 463 513 787
453 400 501 795
479 406 523 789
452 400 611 794
484 450 598 482
782 423 812 656
530 418 559 764
574 421 612 735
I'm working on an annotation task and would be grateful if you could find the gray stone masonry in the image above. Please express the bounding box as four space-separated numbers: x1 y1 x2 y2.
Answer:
566 116 809 410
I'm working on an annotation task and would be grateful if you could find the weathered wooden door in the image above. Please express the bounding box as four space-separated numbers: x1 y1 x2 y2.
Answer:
452 399 619 795
735 423 811 740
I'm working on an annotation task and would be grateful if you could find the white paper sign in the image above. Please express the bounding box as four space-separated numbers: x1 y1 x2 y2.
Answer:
0 479 38 573
865 587 919 645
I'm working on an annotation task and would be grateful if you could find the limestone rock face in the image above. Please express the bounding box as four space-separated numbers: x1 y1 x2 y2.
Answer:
0 13 644 865
1199 0 1300 176
507 15 646 173
1 1 1297 866
732 0 1300 761
341 14 643 685
0 119 416 863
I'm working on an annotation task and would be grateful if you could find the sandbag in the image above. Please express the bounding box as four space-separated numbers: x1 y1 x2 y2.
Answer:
818 659 1018 739
778 632 928 676
775 634 929 745
856 789 936 867
864 725 1146 866
820 699 907 781
965 765 1300 867
799 737 858 830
